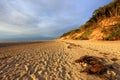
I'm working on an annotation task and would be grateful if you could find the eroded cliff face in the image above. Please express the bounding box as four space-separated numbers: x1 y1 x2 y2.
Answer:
59 0 120 40
60 16 120 40
99 17 120 27
89 16 120 40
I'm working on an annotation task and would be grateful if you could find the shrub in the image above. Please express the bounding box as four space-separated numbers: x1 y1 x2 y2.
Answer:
104 24 120 40
79 30 93 40
60 29 80 37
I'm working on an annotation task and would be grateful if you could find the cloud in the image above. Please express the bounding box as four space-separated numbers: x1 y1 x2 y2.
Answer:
0 0 112 41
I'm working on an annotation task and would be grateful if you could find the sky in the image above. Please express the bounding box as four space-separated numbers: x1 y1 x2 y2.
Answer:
0 0 112 41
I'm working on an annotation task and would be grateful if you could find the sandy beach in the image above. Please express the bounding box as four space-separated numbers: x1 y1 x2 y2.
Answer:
0 40 120 80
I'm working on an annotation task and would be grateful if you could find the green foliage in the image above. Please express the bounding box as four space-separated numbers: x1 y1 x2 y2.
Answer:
79 0 120 32
104 24 120 40
79 30 93 40
60 29 80 37
60 0 120 40
81 22 91 30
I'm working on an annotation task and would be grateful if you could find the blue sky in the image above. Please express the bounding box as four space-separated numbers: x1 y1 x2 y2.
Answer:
0 0 112 41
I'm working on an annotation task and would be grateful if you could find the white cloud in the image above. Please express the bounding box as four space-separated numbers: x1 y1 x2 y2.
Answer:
0 0 112 40
0 22 23 34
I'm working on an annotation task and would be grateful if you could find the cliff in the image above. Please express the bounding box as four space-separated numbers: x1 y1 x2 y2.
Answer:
60 0 120 40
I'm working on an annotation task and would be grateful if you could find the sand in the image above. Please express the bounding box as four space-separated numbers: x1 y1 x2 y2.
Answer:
0 40 120 80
